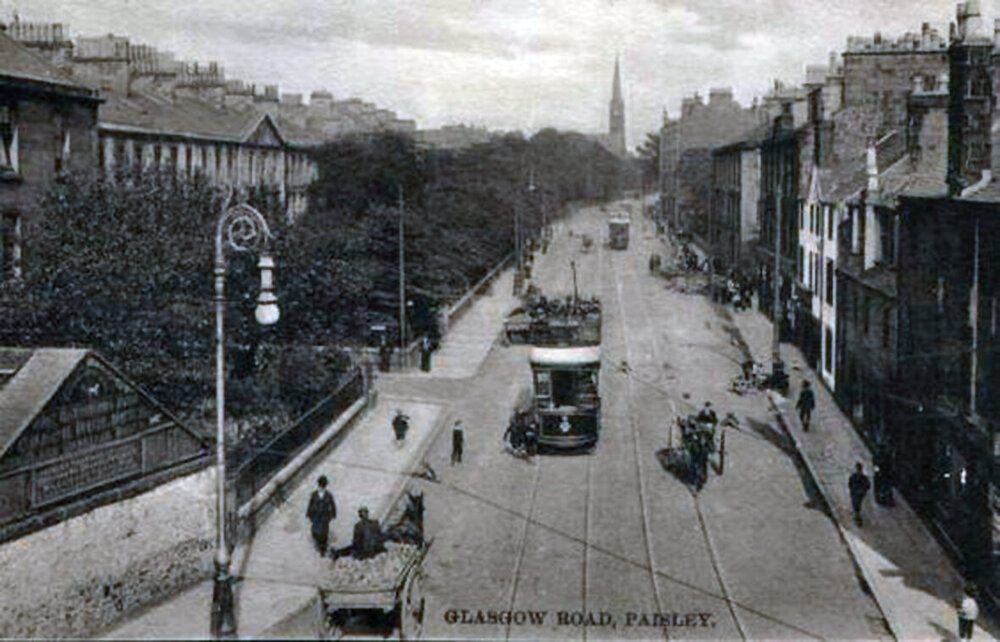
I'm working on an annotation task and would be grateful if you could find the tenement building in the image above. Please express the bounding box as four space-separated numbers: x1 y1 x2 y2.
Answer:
661 87 766 248
0 27 100 282
842 21 949 132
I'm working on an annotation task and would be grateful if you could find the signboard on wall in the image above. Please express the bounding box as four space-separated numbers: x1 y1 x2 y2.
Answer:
0 350 208 526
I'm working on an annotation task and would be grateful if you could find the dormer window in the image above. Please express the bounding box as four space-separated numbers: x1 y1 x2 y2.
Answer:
0 105 19 177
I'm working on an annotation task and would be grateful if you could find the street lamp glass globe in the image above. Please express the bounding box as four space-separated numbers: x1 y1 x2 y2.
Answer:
255 294 280 325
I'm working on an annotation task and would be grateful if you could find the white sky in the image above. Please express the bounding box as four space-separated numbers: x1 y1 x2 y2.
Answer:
9 0 967 150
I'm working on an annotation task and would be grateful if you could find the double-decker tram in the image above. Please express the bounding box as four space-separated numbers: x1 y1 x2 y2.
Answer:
608 216 629 250
529 345 601 450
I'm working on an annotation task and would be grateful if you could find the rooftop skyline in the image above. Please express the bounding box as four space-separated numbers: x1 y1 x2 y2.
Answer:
9 0 966 150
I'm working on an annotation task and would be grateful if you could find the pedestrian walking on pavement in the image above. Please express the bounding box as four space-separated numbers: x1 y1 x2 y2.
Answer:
378 337 392 372
392 410 409 445
306 475 337 556
451 420 464 465
848 462 871 526
420 335 433 372
796 381 816 431
958 583 979 640
873 444 895 506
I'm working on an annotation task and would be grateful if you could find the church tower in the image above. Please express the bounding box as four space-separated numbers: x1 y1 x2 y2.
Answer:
609 57 626 156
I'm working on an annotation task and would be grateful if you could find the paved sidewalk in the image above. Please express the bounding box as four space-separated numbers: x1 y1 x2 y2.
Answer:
729 303 998 641
408 269 519 379
103 266 519 639
103 397 443 640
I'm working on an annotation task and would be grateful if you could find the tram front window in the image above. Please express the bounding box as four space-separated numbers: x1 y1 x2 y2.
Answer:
552 370 574 406
550 370 598 407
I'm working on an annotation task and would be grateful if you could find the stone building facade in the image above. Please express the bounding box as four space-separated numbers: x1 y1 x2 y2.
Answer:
842 22 949 133
0 27 100 282
710 137 762 273
0 348 213 638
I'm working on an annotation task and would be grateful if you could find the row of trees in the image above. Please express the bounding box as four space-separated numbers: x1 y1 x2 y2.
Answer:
0 129 628 431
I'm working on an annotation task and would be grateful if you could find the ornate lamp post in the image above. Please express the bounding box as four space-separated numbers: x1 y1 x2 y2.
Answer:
211 199 279 638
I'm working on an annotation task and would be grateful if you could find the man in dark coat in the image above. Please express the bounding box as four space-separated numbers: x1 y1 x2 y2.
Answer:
451 420 464 465
696 401 717 427
796 380 816 431
306 475 336 556
378 339 392 372
392 410 409 443
848 462 871 526
351 506 385 560
873 445 895 506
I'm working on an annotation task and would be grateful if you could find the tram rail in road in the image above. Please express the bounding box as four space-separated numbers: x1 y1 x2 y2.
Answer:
609 216 748 641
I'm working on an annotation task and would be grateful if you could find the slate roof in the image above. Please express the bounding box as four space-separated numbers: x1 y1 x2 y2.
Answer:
817 163 867 201
877 157 947 199
0 348 88 459
0 348 209 460
0 29 98 100
100 92 287 145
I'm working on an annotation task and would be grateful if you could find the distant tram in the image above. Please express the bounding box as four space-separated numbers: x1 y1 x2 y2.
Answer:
608 217 629 250
529 346 601 449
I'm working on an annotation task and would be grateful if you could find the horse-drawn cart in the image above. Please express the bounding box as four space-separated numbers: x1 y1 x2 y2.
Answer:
315 540 430 640
316 490 430 640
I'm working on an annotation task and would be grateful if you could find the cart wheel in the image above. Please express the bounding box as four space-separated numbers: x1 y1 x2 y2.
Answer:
399 569 425 640
316 592 345 641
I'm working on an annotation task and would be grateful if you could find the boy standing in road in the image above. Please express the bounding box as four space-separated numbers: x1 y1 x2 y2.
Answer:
306 475 337 556
796 380 816 431
848 462 871 527
451 420 464 465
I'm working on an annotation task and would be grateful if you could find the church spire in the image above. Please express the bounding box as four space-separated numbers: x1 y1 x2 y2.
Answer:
612 55 623 105
608 56 626 156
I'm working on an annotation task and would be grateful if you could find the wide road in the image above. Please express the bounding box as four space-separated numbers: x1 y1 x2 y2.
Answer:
415 201 889 641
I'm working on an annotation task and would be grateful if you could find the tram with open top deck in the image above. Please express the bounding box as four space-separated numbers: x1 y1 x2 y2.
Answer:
529 345 601 449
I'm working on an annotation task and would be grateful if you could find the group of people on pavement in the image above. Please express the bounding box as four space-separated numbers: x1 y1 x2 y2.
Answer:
306 475 385 560
791 379 896 525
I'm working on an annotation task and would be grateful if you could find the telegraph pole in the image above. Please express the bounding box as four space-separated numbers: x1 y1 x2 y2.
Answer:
673 119 681 231
399 185 406 363
772 182 785 388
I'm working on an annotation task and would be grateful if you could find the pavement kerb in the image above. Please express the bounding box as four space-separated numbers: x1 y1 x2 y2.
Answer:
257 398 454 639
766 391 903 642
372 400 456 526
236 392 373 522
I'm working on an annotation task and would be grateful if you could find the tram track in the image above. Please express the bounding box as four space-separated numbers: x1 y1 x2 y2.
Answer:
619 224 749 641
503 207 599 642
605 244 670 642
502 458 542 641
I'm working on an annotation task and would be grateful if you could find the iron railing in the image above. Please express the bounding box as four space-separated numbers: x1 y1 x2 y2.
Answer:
228 367 364 510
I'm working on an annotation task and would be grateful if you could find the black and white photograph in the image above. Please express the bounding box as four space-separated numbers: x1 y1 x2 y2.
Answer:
0 0 999 639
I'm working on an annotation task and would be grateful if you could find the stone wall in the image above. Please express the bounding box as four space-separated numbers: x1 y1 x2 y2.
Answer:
0 466 216 639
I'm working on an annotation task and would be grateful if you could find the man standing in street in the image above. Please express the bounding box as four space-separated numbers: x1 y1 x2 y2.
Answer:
696 401 717 427
958 583 979 640
451 419 464 465
306 475 336 556
796 380 816 431
848 462 871 526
